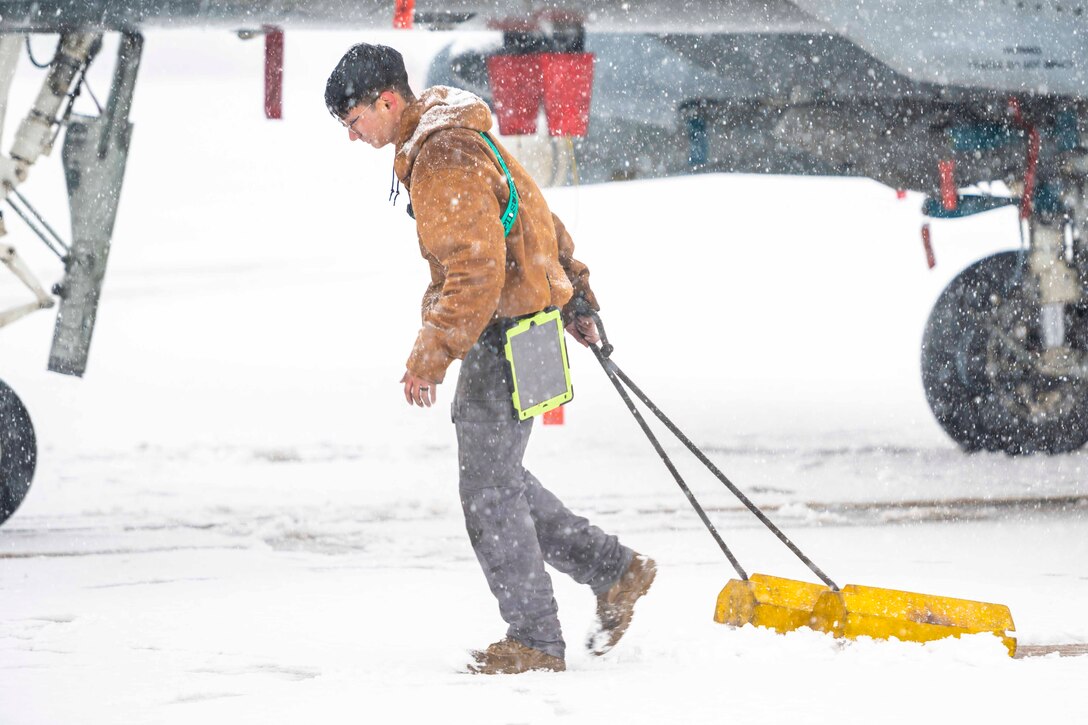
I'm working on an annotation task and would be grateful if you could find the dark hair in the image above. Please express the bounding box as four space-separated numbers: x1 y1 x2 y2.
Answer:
325 43 414 118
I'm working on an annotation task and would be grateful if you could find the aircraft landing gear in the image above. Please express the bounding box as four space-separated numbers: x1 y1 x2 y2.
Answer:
922 219 1088 453
920 95 1088 455
0 379 36 524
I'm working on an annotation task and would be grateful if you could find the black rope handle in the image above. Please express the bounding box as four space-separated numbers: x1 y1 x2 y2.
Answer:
602 355 839 591
588 343 749 581
567 295 613 357
578 306 839 590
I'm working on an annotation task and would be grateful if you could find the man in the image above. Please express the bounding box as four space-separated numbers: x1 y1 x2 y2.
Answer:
325 43 655 675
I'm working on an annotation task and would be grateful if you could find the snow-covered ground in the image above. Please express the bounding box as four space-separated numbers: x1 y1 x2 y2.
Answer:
2 30 1086 724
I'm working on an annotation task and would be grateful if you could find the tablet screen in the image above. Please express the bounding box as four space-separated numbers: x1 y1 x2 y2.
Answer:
505 311 572 418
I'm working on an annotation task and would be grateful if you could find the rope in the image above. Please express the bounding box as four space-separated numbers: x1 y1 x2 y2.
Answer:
591 337 840 591
590 343 749 581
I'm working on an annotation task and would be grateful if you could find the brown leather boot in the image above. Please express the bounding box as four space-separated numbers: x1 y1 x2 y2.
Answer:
587 554 657 655
466 638 566 675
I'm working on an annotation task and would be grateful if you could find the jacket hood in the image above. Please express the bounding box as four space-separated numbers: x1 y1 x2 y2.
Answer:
394 86 494 183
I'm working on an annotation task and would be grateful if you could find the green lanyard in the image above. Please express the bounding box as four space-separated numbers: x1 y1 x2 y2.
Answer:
480 132 520 237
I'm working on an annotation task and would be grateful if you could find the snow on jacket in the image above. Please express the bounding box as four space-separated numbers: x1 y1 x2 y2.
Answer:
393 86 599 383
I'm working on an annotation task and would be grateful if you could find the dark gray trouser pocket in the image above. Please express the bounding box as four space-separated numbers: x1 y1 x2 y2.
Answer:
453 333 633 658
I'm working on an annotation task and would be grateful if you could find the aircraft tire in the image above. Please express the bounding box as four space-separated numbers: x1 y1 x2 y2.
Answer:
0 379 36 525
922 251 1088 454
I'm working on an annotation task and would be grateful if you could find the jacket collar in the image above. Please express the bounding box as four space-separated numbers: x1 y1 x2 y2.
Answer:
393 86 494 186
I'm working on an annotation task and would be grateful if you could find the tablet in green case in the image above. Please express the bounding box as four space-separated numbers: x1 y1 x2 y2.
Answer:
502 308 573 420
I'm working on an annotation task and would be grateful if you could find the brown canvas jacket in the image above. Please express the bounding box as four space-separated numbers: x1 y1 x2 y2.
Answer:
393 86 599 383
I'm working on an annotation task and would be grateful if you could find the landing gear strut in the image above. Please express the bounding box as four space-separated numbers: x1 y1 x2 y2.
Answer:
920 96 1088 455
0 32 142 526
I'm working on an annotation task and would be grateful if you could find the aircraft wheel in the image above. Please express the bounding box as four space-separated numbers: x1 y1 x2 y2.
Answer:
0 379 36 525
922 251 1088 454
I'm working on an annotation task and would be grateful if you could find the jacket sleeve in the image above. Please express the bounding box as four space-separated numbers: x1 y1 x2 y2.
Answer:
405 166 507 383
552 212 600 318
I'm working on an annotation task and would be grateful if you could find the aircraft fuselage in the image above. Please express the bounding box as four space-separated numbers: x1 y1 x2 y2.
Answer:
0 0 1082 95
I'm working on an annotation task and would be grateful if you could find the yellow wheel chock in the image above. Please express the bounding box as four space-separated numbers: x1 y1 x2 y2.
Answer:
714 576 1017 655
715 574 829 633
584 320 1018 657
810 584 1017 656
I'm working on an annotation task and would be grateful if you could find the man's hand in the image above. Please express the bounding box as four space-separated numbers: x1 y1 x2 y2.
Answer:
401 371 437 408
565 315 600 347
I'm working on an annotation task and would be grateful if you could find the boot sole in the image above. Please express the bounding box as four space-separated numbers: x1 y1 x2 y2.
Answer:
466 660 566 675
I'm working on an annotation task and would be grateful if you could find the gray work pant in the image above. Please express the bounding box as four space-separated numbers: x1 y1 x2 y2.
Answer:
453 327 633 659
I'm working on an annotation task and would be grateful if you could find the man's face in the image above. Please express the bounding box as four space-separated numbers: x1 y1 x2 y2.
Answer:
341 91 400 148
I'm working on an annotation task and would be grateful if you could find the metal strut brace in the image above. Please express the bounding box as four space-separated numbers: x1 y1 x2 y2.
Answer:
0 244 54 327
0 33 100 330
5 187 69 259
